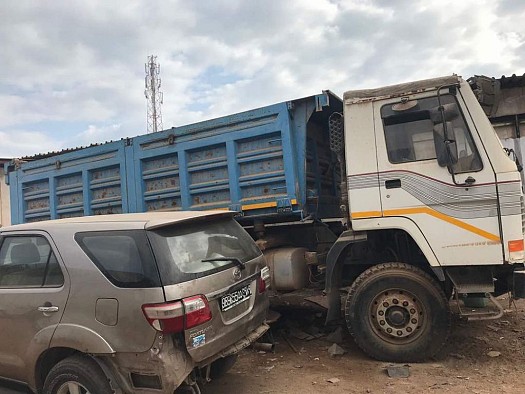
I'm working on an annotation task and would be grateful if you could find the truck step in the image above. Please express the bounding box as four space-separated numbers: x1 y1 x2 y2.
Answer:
454 293 504 321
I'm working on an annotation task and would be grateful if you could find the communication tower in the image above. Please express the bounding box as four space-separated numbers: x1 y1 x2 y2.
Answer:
145 55 163 133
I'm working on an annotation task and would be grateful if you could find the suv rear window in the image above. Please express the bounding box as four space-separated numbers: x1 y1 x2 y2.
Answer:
75 230 161 288
147 217 261 285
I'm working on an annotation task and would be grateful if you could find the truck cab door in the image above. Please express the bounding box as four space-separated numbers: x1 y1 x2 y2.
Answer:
373 91 503 266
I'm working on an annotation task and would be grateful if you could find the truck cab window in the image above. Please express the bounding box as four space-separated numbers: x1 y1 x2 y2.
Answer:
448 126 482 173
381 95 482 173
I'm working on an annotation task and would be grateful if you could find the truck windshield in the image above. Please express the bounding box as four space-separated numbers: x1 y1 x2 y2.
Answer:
147 217 261 285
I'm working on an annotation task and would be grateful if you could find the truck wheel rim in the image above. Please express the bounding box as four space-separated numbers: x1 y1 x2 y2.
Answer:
56 382 90 394
369 289 426 344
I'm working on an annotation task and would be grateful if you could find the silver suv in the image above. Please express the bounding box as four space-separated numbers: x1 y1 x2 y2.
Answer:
0 211 270 393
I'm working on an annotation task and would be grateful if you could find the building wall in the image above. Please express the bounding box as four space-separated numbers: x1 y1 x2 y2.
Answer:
0 168 10 227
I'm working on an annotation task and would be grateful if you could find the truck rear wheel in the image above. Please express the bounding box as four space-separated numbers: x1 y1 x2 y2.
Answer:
344 262 450 362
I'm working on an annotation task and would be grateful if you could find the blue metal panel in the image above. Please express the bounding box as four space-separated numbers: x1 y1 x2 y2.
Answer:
178 152 191 209
187 143 230 208
124 139 138 213
82 171 91 216
56 172 83 218
90 165 123 215
23 179 50 222
130 101 296 215
226 140 241 211
140 153 181 211
277 104 298 208
236 131 286 201
6 168 21 224
9 141 127 224
8 91 343 224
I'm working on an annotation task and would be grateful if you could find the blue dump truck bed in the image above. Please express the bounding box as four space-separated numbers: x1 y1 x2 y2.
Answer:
7 91 343 225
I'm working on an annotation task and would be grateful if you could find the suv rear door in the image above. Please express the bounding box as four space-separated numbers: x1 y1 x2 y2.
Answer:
0 232 69 382
147 217 269 362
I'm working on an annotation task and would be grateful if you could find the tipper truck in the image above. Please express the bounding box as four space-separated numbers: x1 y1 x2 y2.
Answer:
6 75 525 362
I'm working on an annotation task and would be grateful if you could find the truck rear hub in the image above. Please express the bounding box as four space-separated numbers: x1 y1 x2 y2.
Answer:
371 290 423 341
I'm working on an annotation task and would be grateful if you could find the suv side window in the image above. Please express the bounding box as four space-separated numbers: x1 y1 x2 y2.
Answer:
0 236 64 288
76 230 160 288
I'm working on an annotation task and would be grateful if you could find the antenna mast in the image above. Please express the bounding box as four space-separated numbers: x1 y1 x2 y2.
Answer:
145 55 163 133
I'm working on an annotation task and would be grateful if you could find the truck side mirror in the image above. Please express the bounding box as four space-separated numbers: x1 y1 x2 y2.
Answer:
433 122 458 167
429 103 459 123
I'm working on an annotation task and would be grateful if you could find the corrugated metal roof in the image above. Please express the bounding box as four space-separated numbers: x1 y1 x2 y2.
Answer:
500 73 525 89
470 73 525 118
19 142 108 161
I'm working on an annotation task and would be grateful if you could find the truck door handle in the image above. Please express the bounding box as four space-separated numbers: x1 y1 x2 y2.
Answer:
385 179 401 189
38 306 59 313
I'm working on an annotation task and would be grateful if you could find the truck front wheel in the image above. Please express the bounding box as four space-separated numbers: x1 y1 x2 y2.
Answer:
344 262 450 362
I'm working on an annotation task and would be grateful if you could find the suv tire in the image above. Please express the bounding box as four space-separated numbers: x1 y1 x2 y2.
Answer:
43 354 113 394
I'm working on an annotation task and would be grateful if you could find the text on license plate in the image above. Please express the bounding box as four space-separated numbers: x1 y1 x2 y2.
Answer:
221 285 252 311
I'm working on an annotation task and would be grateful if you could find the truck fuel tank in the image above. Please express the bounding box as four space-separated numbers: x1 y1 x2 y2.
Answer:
263 247 309 291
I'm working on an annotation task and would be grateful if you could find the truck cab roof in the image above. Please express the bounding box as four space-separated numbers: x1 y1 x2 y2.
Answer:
343 75 461 103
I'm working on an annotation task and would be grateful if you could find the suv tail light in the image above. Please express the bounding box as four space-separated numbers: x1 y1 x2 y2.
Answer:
258 276 266 293
183 295 212 329
142 295 212 334
258 266 271 293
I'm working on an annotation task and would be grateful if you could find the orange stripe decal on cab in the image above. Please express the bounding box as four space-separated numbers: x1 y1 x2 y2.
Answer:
351 211 382 219
352 207 501 242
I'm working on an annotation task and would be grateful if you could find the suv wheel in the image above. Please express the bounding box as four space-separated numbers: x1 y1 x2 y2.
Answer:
43 354 114 394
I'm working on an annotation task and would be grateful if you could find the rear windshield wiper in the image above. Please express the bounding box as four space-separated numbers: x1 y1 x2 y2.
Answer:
202 257 246 270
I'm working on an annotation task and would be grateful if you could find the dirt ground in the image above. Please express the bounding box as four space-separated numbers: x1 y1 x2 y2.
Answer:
3 298 524 394
202 297 525 394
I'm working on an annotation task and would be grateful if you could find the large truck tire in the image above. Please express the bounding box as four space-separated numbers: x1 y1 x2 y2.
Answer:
344 262 450 362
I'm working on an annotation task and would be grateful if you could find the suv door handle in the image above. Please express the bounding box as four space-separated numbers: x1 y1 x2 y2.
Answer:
38 306 59 313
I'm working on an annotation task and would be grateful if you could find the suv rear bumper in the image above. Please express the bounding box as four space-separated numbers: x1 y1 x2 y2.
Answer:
198 322 270 367
103 322 270 393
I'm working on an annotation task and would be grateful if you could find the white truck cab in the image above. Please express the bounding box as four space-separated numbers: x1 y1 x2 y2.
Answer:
346 75 523 266
324 75 525 361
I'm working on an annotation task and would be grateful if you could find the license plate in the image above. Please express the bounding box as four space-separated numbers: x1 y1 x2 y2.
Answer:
221 285 252 311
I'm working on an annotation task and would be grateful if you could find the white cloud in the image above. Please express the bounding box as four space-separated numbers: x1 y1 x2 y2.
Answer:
0 130 66 159
73 124 124 147
0 0 524 158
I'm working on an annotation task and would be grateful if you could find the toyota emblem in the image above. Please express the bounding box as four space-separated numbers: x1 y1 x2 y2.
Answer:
233 268 242 281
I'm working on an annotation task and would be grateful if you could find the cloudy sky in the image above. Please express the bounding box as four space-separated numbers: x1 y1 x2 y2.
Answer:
1 0 524 158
